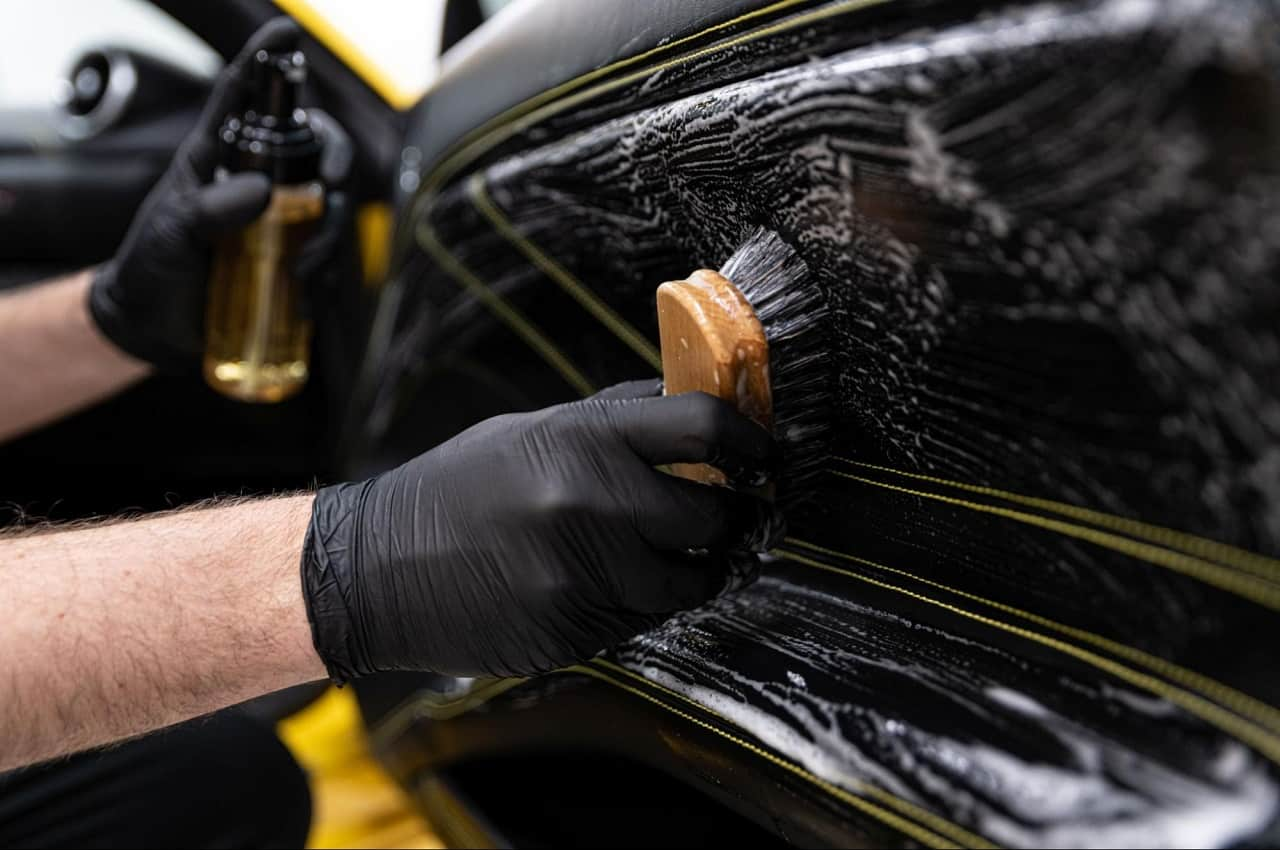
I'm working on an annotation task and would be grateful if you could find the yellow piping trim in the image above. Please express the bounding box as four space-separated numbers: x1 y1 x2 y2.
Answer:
784 537 1280 735
468 175 663 371
418 223 595 396
412 0 894 207
272 0 423 110
419 0 820 197
832 470 1280 611
592 658 996 849
369 677 529 758
369 659 976 845
837 458 1280 581
569 663 965 849
777 548 1280 765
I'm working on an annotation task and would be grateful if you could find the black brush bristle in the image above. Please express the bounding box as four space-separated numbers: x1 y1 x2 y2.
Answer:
720 227 833 511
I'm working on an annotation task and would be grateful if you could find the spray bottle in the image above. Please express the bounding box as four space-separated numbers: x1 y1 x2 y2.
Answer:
204 47 324 403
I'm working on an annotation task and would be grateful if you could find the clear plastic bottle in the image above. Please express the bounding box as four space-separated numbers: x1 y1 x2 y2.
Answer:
204 48 324 403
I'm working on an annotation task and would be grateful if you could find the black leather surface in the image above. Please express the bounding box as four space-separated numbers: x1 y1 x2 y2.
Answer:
366 0 1280 845
405 0 803 191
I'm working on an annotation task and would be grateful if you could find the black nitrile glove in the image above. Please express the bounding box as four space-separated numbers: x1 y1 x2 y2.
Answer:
302 381 784 683
89 18 354 371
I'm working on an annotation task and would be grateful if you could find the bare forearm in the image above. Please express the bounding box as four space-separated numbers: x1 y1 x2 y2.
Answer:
0 495 325 771
0 271 151 443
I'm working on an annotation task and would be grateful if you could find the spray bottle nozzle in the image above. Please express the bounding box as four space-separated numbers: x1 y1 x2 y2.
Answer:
221 46 320 184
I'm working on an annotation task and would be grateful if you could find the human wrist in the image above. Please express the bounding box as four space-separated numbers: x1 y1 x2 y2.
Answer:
256 493 330 686
300 480 378 684
78 267 154 376
216 494 330 690
85 262 180 371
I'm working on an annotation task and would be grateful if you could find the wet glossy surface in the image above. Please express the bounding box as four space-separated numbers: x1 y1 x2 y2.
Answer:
366 0 1280 844
615 569 1277 847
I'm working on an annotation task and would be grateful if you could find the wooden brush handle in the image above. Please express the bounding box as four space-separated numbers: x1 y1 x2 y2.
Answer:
656 269 773 485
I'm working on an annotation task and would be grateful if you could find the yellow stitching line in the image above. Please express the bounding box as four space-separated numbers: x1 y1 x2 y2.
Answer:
831 471 1280 611
424 0 822 189
412 0 895 206
568 663 964 850
784 537 1280 735
776 548 1280 765
836 458 1280 581
468 174 663 371
369 678 529 751
592 658 996 849
417 223 595 396
371 658 975 846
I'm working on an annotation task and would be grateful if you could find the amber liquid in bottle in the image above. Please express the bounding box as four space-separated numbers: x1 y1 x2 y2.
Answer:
204 180 324 403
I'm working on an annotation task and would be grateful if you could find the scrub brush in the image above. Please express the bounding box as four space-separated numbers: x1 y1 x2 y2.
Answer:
657 226 833 510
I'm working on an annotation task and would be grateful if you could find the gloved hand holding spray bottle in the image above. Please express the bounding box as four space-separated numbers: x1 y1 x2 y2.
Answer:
89 20 351 398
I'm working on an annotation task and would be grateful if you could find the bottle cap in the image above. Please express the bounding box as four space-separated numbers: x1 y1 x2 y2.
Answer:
219 48 322 184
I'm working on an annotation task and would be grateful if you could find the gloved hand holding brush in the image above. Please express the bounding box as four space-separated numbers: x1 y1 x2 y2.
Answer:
303 379 782 681
1 378 780 772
